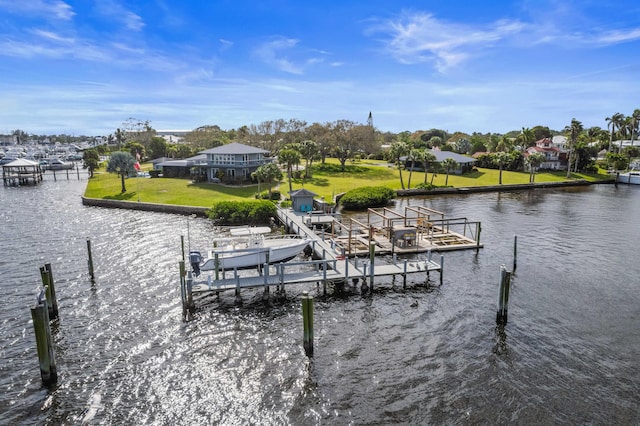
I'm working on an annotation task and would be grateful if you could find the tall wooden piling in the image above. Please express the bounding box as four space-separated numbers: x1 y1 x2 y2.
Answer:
302 292 314 356
369 242 375 290
31 291 57 386
87 238 95 280
440 255 444 285
496 265 512 325
39 264 58 320
513 235 518 272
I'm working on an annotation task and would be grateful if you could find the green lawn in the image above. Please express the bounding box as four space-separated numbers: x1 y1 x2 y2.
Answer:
84 159 611 206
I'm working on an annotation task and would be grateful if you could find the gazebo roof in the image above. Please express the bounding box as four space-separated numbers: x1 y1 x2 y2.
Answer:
289 188 318 197
2 158 39 167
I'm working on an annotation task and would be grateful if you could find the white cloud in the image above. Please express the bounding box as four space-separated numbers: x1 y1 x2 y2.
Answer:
94 0 145 31
370 12 525 72
0 0 75 20
253 36 304 74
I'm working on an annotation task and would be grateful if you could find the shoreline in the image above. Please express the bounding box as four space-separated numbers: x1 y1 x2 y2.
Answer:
82 178 615 215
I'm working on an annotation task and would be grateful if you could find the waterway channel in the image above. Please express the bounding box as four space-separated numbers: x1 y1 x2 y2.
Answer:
0 176 638 424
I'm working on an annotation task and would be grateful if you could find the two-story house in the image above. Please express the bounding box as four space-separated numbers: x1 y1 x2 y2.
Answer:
200 142 272 183
525 138 563 170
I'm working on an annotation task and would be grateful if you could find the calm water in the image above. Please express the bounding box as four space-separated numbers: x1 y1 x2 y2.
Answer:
1 177 639 425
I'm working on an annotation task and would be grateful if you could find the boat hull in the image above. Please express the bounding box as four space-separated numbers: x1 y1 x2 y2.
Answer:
200 238 309 271
617 172 640 185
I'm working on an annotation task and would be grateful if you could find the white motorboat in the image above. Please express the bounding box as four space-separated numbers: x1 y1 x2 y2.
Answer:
189 233 310 275
617 171 640 185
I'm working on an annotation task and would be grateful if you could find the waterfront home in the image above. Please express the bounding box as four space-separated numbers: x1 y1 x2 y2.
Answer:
525 138 563 170
199 142 272 184
402 149 476 174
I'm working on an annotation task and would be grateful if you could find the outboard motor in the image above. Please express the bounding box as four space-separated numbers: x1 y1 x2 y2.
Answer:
189 250 202 277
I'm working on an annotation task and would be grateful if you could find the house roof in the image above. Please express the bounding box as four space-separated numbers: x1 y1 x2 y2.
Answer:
402 149 476 164
289 188 318 197
157 154 207 168
199 142 269 155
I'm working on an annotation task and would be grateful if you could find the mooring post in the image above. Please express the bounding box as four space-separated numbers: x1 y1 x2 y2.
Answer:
496 265 512 325
263 262 269 294
369 242 375 290
302 292 314 356
214 253 220 281
180 235 185 263
186 270 194 309
439 255 444 285
513 235 518 272
43 263 58 320
31 290 57 386
476 222 482 250
361 263 369 294
234 268 241 301
87 238 95 281
179 261 186 310
403 259 408 289
322 260 328 295
344 256 349 283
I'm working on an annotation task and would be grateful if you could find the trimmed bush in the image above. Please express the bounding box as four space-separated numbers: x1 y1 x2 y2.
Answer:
207 200 277 225
339 186 395 210
255 190 281 200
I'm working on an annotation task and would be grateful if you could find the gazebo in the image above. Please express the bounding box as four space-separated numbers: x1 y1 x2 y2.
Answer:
2 158 43 186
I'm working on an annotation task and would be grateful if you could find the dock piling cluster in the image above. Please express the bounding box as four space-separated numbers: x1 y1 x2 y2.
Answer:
32 264 60 386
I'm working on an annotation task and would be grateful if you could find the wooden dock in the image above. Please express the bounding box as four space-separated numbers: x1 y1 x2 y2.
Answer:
178 205 478 310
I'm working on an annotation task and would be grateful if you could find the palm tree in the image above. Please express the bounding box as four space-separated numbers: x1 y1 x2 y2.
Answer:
519 127 535 152
278 148 301 193
106 151 136 193
253 163 282 198
564 118 584 178
406 148 421 189
422 151 437 185
494 152 511 184
441 158 458 186
606 112 624 152
628 109 640 147
389 141 409 189
525 152 545 183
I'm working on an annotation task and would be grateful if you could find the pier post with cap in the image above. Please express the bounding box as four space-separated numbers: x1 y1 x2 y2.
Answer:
39 264 58 320
87 238 95 281
513 235 518 272
496 265 512 325
302 292 314 356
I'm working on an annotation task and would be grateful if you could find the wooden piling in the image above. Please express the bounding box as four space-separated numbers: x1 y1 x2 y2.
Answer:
369 242 375 290
40 263 58 320
513 235 518 271
496 265 512 325
180 235 185 263
302 292 314 356
186 270 194 309
179 261 186 312
440 255 444 285
403 259 408 289
31 291 57 386
87 238 95 280
476 222 482 249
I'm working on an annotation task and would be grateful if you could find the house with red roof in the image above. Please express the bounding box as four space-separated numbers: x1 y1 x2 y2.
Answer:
525 138 565 170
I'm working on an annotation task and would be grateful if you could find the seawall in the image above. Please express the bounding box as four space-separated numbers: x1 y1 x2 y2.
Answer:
81 197 209 216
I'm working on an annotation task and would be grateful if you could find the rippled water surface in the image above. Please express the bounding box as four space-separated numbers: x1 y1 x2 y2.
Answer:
1 178 639 425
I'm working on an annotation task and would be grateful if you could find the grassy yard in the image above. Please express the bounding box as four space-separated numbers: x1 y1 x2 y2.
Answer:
84 158 611 206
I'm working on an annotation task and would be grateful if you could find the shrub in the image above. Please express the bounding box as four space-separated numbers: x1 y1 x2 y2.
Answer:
255 190 281 200
414 182 437 190
207 200 277 225
280 200 292 208
339 186 395 210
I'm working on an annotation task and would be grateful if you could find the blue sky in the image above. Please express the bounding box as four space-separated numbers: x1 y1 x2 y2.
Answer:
1 0 639 136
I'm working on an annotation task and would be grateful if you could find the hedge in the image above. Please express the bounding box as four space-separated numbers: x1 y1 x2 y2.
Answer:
339 186 396 210
206 200 277 225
